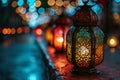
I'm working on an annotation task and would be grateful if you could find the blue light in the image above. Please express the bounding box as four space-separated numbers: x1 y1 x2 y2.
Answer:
38 7 45 14
2 0 7 4
29 5 36 12
29 74 37 80
49 8 55 16
114 0 120 3
92 4 102 15
1 0 8 7
18 0 24 6
65 6 76 16
27 0 35 3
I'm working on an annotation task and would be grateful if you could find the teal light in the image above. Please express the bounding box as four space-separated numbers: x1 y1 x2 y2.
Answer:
29 5 36 12
27 0 35 3
29 74 37 80
49 8 55 16
1 0 8 7
38 7 45 14
18 0 24 6
92 4 102 15
114 0 120 3
2 0 7 4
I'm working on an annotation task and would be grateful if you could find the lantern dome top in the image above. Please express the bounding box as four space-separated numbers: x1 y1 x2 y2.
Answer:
73 1 98 27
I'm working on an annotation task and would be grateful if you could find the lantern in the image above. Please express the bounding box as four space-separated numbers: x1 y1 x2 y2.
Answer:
33 26 43 41
66 0 104 74
107 35 119 48
45 21 54 45
52 16 71 51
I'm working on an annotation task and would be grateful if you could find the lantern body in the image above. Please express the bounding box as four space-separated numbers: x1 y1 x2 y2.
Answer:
66 1 104 74
53 25 69 51
66 26 75 63
52 16 72 51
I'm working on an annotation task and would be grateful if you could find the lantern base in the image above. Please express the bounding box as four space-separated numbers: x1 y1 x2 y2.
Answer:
70 66 101 75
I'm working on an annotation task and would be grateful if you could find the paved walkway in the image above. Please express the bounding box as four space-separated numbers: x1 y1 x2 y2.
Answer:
0 33 59 80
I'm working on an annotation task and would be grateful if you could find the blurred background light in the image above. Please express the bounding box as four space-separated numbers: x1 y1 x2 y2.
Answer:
114 0 120 3
34 0 41 7
1 0 8 7
38 7 45 14
11 1 17 8
65 5 76 16
92 4 102 15
17 0 24 6
47 0 55 6
55 0 63 7
28 5 36 12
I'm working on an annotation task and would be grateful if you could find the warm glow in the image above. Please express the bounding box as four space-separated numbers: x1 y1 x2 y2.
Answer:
57 37 63 43
11 1 17 8
2 28 8 35
47 0 55 6
17 27 22 34
63 1 70 7
7 28 11 34
45 28 52 42
16 6 24 13
56 0 63 7
36 28 43 35
35 0 41 7
23 27 30 33
113 13 120 20
11 28 16 34
70 1 77 7
107 36 119 47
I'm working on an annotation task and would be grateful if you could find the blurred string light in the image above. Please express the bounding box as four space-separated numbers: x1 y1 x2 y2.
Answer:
1 0 8 7
1 27 30 35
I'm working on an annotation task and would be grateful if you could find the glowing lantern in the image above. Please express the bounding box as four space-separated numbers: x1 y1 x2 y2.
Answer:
52 16 71 51
107 35 119 48
45 21 54 45
33 26 43 37
66 0 104 74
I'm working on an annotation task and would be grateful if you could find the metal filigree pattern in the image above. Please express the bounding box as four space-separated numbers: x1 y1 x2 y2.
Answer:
75 27 91 68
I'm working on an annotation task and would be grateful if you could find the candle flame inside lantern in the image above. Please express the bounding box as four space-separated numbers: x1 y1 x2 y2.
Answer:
56 37 63 43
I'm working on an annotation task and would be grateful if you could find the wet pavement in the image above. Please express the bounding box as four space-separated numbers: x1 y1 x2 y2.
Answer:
0 33 61 80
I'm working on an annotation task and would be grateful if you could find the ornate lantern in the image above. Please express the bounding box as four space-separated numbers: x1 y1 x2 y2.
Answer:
52 16 71 51
66 0 104 74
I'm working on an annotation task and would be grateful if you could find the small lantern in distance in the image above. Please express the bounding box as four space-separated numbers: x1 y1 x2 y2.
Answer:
52 15 71 52
107 35 119 48
66 0 104 74
33 26 43 41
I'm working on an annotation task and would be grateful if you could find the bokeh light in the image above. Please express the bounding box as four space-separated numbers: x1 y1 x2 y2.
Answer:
47 0 55 6
35 0 41 7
